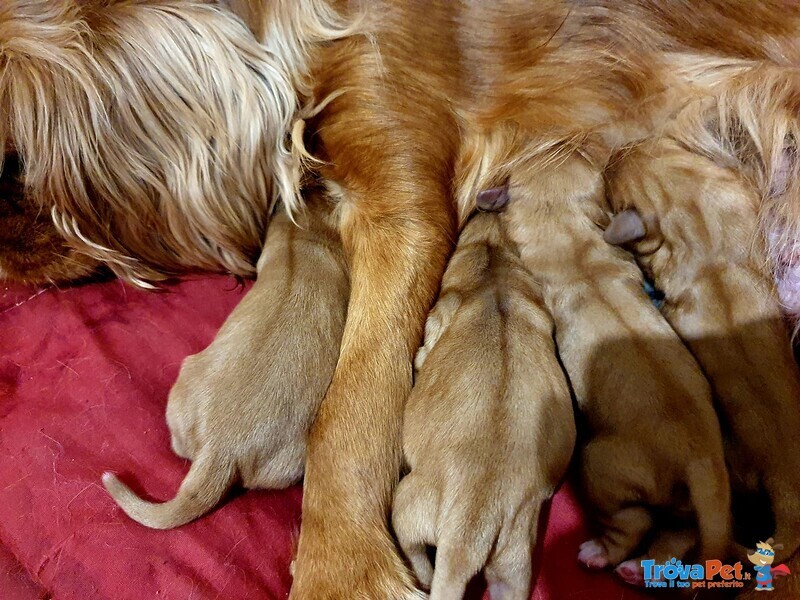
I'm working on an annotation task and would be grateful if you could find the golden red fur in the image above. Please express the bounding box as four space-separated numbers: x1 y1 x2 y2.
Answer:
289 3 800 596
3 1 800 597
606 137 800 568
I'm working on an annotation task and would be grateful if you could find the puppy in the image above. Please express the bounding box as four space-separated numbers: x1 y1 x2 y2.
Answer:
392 210 575 600
7 1 800 595
605 138 800 560
502 154 732 584
103 191 348 528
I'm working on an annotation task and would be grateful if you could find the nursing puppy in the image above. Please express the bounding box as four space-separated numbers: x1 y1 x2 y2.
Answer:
605 138 800 561
103 192 348 528
392 210 575 600
502 154 732 583
6 2 800 596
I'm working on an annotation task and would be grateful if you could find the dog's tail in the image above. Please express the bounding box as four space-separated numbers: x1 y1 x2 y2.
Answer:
687 457 733 561
102 450 235 530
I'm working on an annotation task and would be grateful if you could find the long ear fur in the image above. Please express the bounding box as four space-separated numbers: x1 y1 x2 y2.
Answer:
0 0 355 285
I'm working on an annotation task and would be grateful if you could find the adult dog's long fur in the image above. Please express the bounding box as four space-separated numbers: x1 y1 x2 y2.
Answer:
3 1 800 598
0 0 354 284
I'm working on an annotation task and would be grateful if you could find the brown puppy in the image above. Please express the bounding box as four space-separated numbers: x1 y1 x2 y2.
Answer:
392 211 575 600
502 154 732 584
605 138 800 562
103 191 348 528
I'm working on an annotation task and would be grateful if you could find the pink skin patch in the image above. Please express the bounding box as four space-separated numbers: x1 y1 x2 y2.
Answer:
615 559 645 586
770 148 794 197
776 265 800 321
578 540 610 569
767 148 800 324
767 228 800 325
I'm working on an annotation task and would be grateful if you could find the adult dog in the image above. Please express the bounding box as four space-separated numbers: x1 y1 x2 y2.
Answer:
2 1 800 598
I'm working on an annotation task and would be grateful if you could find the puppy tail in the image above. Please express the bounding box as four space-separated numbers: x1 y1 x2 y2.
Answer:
687 457 733 561
102 450 235 530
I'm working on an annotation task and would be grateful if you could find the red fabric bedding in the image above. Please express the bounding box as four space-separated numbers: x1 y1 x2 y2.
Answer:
0 277 648 599
0 542 45 599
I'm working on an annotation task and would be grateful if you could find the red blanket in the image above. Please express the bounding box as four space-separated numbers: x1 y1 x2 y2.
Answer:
0 277 647 599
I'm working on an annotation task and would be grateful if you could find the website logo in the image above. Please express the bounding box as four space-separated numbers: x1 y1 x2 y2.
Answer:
641 538 791 592
642 558 749 590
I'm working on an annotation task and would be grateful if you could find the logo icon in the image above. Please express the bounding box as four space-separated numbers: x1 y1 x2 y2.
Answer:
747 539 792 592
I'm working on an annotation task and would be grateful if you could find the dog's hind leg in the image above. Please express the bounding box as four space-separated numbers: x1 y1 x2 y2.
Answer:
289 180 455 600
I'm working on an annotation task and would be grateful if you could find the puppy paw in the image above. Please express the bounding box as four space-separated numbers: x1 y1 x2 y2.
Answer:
614 560 645 586
578 539 610 569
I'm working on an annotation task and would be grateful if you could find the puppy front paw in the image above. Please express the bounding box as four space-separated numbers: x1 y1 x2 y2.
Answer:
577 539 610 570
580 519 699 588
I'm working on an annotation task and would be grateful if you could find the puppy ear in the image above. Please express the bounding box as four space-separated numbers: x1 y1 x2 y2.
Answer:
476 185 510 212
603 208 647 245
767 537 776 545
774 543 784 550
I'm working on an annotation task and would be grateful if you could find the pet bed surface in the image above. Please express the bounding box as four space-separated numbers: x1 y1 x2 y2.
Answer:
0 277 649 599
0 541 46 599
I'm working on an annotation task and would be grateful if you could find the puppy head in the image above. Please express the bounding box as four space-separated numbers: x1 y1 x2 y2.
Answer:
0 0 301 285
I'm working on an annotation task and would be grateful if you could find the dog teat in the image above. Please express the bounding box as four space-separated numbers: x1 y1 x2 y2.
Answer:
476 184 510 212
603 208 647 245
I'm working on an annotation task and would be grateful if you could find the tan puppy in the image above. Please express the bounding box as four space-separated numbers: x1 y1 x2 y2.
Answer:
502 154 732 584
392 211 575 600
8 2 800 595
605 138 800 562
103 191 348 528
